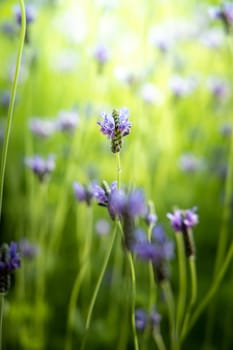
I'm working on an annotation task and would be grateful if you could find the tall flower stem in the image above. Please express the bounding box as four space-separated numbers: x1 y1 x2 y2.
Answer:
126 252 139 350
0 294 4 350
80 224 118 350
183 241 233 339
153 329 167 350
65 207 93 350
0 0 26 220
175 232 186 344
116 152 121 188
180 256 197 342
161 281 178 350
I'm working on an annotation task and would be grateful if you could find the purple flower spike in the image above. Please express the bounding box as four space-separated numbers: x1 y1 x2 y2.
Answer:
29 118 56 138
25 155 55 181
167 210 183 231
73 182 93 206
56 110 79 132
93 43 110 65
135 309 148 331
183 207 199 228
0 242 21 293
97 107 132 140
14 4 36 25
167 207 199 232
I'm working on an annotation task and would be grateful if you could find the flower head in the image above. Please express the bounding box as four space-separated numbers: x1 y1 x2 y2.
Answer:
19 239 38 259
25 155 55 181
93 43 110 65
97 107 132 153
73 182 94 206
56 110 79 132
29 118 56 138
0 242 21 293
209 3 233 32
135 309 148 331
14 4 36 25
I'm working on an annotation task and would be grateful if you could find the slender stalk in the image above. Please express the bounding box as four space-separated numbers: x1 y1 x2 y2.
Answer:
81 224 118 350
0 0 26 220
126 252 139 350
116 152 121 189
183 241 233 338
175 232 186 343
180 256 197 342
0 294 4 350
153 329 167 350
65 207 93 350
161 281 178 350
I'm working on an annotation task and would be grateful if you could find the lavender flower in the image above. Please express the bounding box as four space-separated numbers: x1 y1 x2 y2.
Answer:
0 242 21 293
167 208 198 257
135 309 148 331
207 76 229 101
14 4 36 43
169 75 197 98
95 219 110 236
97 108 131 153
73 182 94 206
25 155 55 182
56 110 79 132
19 239 38 259
144 201 158 226
109 188 146 218
209 2 233 32
93 43 110 65
29 118 56 138
178 153 204 173
140 83 163 105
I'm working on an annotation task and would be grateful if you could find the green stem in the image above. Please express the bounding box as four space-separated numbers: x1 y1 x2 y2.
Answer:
175 232 186 343
153 329 167 350
81 224 118 350
0 0 26 220
0 294 4 350
116 152 121 189
180 256 197 342
161 281 178 350
183 241 233 338
126 252 139 350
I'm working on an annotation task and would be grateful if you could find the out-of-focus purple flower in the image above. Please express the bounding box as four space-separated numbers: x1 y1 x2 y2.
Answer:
0 91 11 109
14 4 36 25
109 188 147 218
19 239 38 259
167 207 199 232
209 3 233 32
183 208 199 228
0 242 21 293
73 182 93 206
25 155 55 181
56 110 79 132
95 219 110 236
135 309 148 331
169 75 197 98
29 118 56 138
207 76 229 101
150 309 162 328
93 43 110 65
97 107 132 139
178 153 204 173
149 26 174 53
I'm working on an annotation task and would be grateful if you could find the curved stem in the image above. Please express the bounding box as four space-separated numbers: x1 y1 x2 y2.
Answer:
183 241 233 338
126 252 139 350
81 224 118 350
0 294 4 350
0 0 26 220
175 233 186 343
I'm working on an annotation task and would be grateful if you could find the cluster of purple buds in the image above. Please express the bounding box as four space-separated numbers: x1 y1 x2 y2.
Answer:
135 308 161 332
133 225 174 283
25 154 55 182
167 207 198 257
97 107 132 153
209 2 233 33
0 242 21 294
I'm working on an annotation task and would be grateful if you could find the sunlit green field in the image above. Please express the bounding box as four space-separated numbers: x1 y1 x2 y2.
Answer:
1 0 233 349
